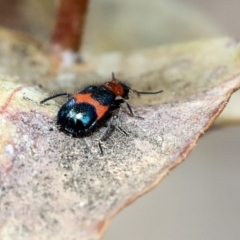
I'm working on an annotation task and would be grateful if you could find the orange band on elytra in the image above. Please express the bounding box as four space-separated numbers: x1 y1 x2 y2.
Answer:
73 93 109 120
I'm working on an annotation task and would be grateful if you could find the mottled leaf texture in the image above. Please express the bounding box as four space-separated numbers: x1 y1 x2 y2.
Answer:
1 35 240 240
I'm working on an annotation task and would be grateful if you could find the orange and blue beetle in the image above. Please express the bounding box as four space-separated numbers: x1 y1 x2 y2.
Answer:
40 73 163 154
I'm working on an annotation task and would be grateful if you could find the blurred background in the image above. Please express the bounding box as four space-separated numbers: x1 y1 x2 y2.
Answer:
1 0 240 52
0 0 239 239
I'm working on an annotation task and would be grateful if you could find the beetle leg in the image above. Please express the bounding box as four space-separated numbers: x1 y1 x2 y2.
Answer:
99 116 115 154
113 99 144 119
115 107 128 136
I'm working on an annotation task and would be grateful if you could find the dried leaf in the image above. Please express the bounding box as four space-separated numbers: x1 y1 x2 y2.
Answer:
1 36 240 240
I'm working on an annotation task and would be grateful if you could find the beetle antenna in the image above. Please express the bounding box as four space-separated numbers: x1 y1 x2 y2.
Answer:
111 73 163 96
112 72 117 81
132 89 163 96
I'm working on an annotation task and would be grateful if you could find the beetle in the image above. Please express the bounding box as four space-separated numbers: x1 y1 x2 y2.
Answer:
40 73 163 154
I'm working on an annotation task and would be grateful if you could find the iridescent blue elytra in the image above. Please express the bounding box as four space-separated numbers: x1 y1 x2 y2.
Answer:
57 100 97 135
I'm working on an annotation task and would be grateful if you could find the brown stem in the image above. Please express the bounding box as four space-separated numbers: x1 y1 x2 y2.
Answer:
51 0 89 70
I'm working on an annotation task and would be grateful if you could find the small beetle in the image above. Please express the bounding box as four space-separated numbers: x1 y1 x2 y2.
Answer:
40 73 163 153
